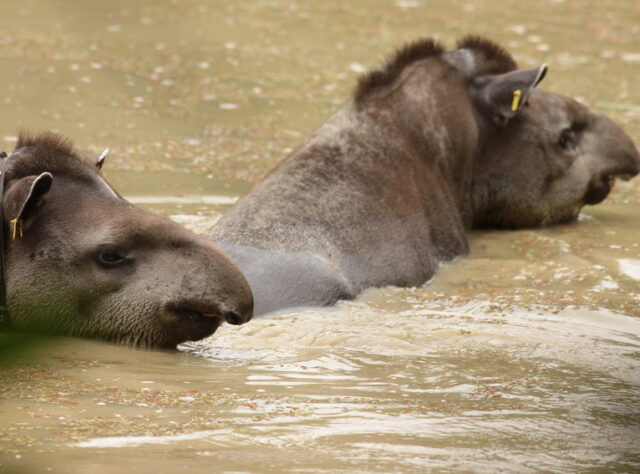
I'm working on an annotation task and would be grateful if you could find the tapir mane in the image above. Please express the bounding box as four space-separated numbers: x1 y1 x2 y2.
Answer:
9 131 113 190
354 35 518 105
455 36 518 75
354 38 445 104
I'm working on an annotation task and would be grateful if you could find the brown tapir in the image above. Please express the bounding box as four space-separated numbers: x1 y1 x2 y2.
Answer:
1 132 253 348
208 36 640 316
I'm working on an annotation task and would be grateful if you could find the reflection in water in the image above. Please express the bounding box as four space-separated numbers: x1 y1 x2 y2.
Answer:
1 0 640 471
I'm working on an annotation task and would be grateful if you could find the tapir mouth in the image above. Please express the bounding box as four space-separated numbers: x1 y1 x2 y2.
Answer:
583 176 612 205
166 301 251 332
171 306 223 324
163 303 225 342
583 169 638 205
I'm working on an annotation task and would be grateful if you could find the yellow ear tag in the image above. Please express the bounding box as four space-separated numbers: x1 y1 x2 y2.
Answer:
511 89 522 112
10 218 23 240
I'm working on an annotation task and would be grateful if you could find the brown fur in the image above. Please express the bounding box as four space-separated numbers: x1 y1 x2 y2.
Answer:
456 35 518 75
354 36 517 105
17 131 78 158
211 35 640 317
354 38 445 104
12 131 104 186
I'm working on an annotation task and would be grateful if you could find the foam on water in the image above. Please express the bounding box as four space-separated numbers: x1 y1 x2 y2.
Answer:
619 258 640 280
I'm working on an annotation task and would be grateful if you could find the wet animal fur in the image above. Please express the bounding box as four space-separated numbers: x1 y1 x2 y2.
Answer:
210 35 640 316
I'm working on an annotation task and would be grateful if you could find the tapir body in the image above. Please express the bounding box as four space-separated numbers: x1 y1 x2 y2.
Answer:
209 36 640 316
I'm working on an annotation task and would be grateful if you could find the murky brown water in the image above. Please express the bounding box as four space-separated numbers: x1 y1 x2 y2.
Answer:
1 0 639 472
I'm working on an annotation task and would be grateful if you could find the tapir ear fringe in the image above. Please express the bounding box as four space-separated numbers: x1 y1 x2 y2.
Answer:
456 35 518 75
96 149 109 169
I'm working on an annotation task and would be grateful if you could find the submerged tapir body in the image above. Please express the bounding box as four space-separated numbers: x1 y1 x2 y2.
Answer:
2 132 253 348
209 36 640 316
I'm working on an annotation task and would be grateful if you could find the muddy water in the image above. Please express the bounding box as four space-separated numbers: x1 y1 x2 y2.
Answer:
1 0 640 472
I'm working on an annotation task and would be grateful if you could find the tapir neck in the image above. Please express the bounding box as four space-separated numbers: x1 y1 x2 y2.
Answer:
465 110 509 229
357 80 482 232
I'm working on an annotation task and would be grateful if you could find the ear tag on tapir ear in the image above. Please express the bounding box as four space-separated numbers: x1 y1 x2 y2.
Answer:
10 218 23 240
511 89 522 112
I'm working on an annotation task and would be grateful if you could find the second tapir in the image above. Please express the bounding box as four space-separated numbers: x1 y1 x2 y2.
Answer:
209 36 640 316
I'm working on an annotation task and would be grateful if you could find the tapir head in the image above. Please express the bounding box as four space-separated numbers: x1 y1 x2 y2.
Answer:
2 132 253 348
459 38 640 227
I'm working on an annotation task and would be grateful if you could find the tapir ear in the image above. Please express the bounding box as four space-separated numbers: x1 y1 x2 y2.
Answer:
473 64 548 126
96 148 109 169
4 173 53 223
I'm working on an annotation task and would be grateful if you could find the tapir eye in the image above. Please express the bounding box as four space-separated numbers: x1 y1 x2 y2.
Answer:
558 128 577 149
95 245 130 268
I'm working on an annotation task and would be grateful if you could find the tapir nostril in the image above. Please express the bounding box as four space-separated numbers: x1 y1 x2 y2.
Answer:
223 309 250 325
